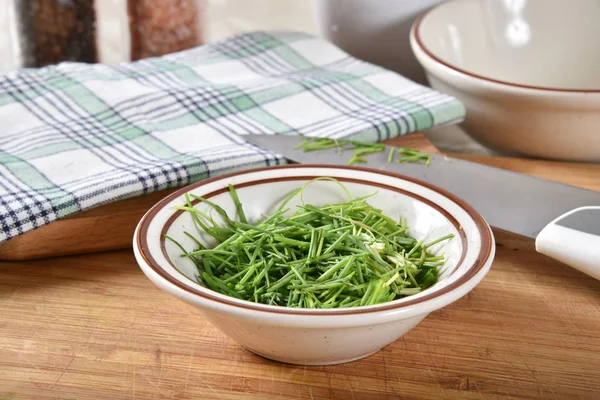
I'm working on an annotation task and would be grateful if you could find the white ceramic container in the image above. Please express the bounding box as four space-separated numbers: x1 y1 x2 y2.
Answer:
410 0 600 161
313 0 447 84
133 165 495 365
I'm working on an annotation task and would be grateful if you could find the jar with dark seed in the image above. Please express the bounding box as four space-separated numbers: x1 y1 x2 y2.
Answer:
8 0 205 69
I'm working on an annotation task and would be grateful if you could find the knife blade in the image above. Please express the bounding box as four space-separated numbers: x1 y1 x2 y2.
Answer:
244 134 600 279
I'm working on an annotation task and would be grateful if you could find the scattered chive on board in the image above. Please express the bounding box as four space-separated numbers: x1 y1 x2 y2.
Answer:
167 178 453 309
294 138 431 166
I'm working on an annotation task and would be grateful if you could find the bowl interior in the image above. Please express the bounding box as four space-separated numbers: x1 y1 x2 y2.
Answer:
418 0 600 89
163 177 462 296
137 166 493 313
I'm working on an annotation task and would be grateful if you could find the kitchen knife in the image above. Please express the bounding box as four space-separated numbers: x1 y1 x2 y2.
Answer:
244 135 600 280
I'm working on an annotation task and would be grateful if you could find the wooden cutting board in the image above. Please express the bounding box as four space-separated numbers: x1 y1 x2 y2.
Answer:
1 135 600 398
2 133 599 261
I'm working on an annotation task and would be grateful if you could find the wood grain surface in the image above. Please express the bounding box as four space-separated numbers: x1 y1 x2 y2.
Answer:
1 135 600 399
2 235 600 399
0 188 180 261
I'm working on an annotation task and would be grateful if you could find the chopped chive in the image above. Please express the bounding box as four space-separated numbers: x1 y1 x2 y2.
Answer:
183 231 205 250
177 178 450 309
424 233 455 249
188 194 234 227
296 138 430 166
293 139 310 150
164 234 189 255
348 154 367 165
228 184 247 224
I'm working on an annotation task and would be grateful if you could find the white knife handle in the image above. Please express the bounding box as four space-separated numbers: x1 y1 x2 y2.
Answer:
536 206 600 280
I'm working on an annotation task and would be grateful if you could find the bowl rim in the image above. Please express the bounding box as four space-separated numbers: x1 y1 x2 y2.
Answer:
412 1 600 94
135 164 494 316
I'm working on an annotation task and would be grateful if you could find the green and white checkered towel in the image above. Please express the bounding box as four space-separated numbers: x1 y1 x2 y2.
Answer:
0 31 464 243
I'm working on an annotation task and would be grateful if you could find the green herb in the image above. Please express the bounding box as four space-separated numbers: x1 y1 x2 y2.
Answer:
167 179 453 309
396 148 431 166
296 138 431 166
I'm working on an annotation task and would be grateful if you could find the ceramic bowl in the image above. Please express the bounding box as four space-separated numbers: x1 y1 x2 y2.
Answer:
133 165 495 365
410 0 600 162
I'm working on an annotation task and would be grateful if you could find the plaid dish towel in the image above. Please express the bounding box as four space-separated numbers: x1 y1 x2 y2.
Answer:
0 31 464 243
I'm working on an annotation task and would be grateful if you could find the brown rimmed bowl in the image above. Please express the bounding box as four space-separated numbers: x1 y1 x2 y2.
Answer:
133 165 495 365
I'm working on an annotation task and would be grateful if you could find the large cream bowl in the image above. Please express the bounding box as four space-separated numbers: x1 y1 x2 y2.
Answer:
410 0 600 162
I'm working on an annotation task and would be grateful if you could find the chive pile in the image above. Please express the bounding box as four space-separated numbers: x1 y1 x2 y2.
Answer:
294 138 431 166
167 178 452 309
